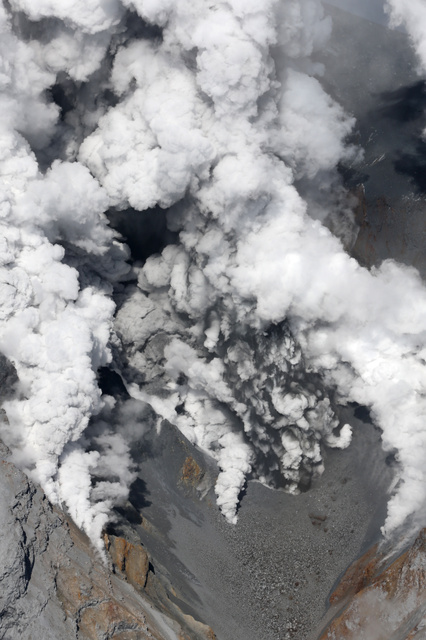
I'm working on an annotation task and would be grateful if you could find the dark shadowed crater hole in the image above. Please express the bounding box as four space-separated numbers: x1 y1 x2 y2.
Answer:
49 73 80 121
98 367 130 399
107 207 178 262
353 403 372 424
122 9 163 42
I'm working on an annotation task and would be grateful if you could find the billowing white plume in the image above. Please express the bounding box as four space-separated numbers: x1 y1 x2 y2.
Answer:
0 1 130 548
385 0 426 70
1 0 426 548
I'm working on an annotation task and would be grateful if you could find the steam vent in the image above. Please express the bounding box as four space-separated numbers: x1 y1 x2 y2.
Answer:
2 0 426 638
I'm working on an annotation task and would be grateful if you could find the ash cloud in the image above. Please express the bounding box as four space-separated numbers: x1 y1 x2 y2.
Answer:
1 0 426 549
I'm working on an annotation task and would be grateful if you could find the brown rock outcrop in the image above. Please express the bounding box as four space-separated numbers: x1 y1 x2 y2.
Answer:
180 456 203 488
57 517 172 640
104 534 150 590
319 530 426 639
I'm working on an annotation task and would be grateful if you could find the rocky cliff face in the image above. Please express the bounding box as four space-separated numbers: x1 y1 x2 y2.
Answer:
319 530 426 639
0 433 215 640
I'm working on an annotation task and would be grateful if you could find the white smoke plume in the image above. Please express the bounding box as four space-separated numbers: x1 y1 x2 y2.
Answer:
385 0 426 70
0 1 131 549
1 0 426 550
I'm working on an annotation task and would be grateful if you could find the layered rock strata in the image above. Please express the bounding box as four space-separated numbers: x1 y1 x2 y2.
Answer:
319 530 426 639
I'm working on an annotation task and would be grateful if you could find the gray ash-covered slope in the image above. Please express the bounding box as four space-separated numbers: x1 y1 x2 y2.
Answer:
107 408 393 640
320 2 426 272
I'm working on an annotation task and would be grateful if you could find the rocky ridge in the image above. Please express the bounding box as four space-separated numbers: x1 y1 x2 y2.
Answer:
319 530 426 639
0 431 215 640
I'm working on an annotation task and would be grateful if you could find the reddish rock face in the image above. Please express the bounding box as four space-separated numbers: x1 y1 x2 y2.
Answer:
56 520 168 640
104 534 150 590
180 456 203 487
319 530 426 639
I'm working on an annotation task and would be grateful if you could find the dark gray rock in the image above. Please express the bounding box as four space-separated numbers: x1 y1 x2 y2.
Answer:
0 438 216 640
0 355 18 400
0 443 75 640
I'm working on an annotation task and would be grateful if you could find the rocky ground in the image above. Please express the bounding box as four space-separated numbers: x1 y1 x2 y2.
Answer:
0 396 396 640
105 405 394 640
0 349 397 640
318 529 426 639
0 426 215 640
1 387 424 640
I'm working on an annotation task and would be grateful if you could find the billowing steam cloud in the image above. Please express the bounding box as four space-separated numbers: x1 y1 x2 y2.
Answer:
0 0 130 546
90 0 357 524
1 0 426 549
385 0 426 69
